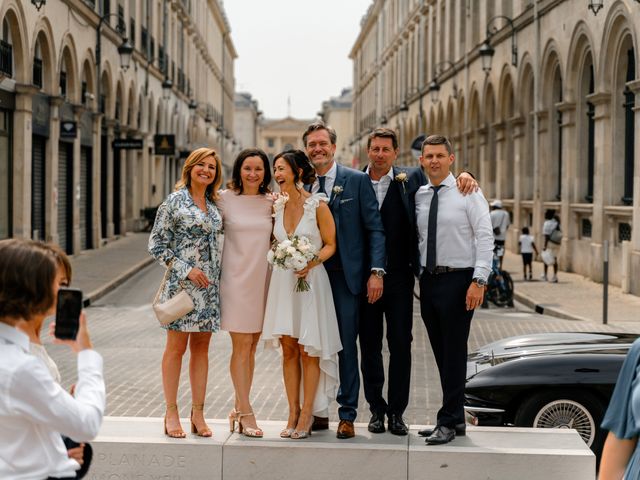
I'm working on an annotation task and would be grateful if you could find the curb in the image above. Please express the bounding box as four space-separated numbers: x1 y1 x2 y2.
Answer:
84 256 155 306
513 290 591 322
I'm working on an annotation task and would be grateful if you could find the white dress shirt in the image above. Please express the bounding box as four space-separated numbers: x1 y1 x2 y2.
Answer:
365 166 394 209
0 323 105 480
311 161 337 197
415 173 494 281
490 208 510 241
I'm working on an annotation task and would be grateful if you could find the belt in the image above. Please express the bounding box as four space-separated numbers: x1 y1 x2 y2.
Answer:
430 266 474 275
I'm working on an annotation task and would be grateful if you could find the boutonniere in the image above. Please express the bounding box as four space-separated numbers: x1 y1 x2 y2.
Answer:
271 192 289 217
332 186 343 195
395 172 408 193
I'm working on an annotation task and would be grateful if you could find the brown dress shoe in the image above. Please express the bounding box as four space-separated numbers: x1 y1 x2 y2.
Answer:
312 416 329 431
336 420 355 439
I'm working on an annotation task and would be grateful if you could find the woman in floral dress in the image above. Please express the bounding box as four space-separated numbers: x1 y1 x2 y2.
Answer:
148 147 224 438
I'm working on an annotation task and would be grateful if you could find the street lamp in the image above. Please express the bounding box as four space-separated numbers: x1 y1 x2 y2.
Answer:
31 0 46 11
117 38 133 71
587 0 604 15
188 99 198 111
481 15 517 75
162 78 173 100
380 115 388 125
428 60 458 103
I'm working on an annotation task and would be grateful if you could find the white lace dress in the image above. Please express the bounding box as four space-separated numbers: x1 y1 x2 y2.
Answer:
262 194 342 415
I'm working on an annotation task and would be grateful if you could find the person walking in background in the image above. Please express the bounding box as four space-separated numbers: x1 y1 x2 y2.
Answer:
490 200 510 269
217 149 274 438
518 227 538 281
261 150 341 440
541 209 561 283
415 135 493 446
359 128 478 437
303 122 386 439
148 147 224 439
0 239 105 480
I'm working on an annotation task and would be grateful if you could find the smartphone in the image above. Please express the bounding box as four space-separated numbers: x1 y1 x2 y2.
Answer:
55 288 83 340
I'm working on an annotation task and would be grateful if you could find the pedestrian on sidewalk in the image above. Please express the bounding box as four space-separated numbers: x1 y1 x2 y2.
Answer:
541 210 561 283
518 227 538 281
490 200 510 269
148 147 224 439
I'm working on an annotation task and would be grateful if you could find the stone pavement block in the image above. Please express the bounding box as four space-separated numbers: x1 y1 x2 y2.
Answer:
90 417 231 480
223 421 408 480
408 426 595 480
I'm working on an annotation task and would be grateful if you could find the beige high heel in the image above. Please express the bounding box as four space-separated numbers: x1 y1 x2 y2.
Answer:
164 404 186 438
190 404 212 437
291 414 313 440
228 408 238 432
280 410 300 438
236 412 264 438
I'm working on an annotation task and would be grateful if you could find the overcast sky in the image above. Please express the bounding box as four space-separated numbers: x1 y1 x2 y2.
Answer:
223 0 373 120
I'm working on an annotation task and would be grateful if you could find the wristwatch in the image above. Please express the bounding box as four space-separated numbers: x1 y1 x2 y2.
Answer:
472 277 487 287
371 269 386 278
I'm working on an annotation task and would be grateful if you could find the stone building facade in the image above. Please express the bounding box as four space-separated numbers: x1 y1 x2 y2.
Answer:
350 0 640 295
257 117 313 161
234 91 260 151
320 87 354 167
0 0 237 253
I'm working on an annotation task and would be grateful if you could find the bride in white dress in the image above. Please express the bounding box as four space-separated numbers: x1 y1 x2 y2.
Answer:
262 150 342 439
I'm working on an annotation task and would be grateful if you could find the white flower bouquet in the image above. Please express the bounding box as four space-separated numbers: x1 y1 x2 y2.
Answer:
267 235 319 292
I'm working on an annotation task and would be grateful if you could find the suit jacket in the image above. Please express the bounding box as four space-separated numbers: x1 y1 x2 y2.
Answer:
324 163 385 296
370 166 426 276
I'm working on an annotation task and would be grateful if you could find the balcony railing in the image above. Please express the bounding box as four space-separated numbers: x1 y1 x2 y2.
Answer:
0 40 12 77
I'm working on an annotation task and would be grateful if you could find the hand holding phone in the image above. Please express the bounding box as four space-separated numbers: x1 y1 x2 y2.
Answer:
50 311 93 353
54 288 83 340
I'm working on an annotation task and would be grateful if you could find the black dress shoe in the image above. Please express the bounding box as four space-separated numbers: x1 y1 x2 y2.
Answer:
418 423 466 437
387 413 408 436
312 416 329 431
368 412 385 433
425 425 455 445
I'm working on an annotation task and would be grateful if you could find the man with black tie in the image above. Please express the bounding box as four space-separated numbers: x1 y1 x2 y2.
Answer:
303 122 386 439
360 128 477 436
415 135 493 445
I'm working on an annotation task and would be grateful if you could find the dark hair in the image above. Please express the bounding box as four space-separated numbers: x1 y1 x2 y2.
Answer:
273 150 316 185
421 134 453 155
0 239 58 321
228 148 271 194
522 226 530 235
367 127 398 150
302 121 337 146
544 209 556 220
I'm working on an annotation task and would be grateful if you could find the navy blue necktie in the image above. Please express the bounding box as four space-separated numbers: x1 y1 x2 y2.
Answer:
318 176 327 195
426 185 443 273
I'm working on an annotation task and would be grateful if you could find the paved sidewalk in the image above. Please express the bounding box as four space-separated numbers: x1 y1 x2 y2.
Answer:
502 250 640 324
70 233 153 304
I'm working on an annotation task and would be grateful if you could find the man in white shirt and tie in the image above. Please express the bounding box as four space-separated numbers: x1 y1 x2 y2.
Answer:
415 135 493 445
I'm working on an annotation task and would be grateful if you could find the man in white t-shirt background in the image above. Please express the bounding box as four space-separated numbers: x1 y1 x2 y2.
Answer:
489 200 510 269
518 226 538 281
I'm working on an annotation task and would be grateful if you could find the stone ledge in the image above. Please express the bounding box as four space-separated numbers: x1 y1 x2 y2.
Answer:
88 417 595 480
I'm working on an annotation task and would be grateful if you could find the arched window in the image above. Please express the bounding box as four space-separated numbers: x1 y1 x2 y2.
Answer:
622 48 635 205
33 41 43 89
586 65 595 202
0 18 12 78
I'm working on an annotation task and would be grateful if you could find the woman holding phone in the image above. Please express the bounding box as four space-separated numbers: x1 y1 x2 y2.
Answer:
0 238 105 479
149 147 224 438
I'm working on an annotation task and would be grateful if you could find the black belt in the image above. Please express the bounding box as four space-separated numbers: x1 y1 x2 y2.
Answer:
429 266 474 275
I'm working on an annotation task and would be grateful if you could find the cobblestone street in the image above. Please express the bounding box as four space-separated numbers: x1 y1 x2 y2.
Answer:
45 262 640 427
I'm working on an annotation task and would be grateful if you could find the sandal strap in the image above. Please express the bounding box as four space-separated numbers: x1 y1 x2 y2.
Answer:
166 404 178 411
192 404 205 411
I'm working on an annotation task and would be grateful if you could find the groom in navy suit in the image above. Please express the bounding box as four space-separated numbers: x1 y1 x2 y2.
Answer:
303 122 386 439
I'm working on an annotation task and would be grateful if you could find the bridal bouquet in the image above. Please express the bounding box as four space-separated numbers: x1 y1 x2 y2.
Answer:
267 235 319 292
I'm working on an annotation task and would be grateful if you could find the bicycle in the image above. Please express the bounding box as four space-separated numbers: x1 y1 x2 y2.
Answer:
483 247 514 308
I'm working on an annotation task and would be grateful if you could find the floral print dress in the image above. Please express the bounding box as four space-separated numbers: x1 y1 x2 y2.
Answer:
148 187 224 332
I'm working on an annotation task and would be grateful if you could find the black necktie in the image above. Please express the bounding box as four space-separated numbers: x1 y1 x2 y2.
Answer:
426 185 443 273
318 176 327 195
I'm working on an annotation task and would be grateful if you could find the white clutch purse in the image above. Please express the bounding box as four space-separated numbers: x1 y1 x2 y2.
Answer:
152 265 194 326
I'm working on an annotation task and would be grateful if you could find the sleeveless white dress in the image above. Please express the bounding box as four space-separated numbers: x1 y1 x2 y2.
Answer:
262 194 342 415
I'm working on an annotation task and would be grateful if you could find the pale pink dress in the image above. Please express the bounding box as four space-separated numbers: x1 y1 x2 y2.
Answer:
217 190 273 333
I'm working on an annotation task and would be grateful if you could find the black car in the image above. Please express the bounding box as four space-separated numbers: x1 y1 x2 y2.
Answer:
464 332 638 457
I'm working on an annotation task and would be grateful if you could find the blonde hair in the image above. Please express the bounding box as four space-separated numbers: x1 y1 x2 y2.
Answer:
175 147 223 200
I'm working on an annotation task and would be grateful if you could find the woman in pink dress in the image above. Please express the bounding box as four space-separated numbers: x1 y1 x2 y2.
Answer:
217 149 273 437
